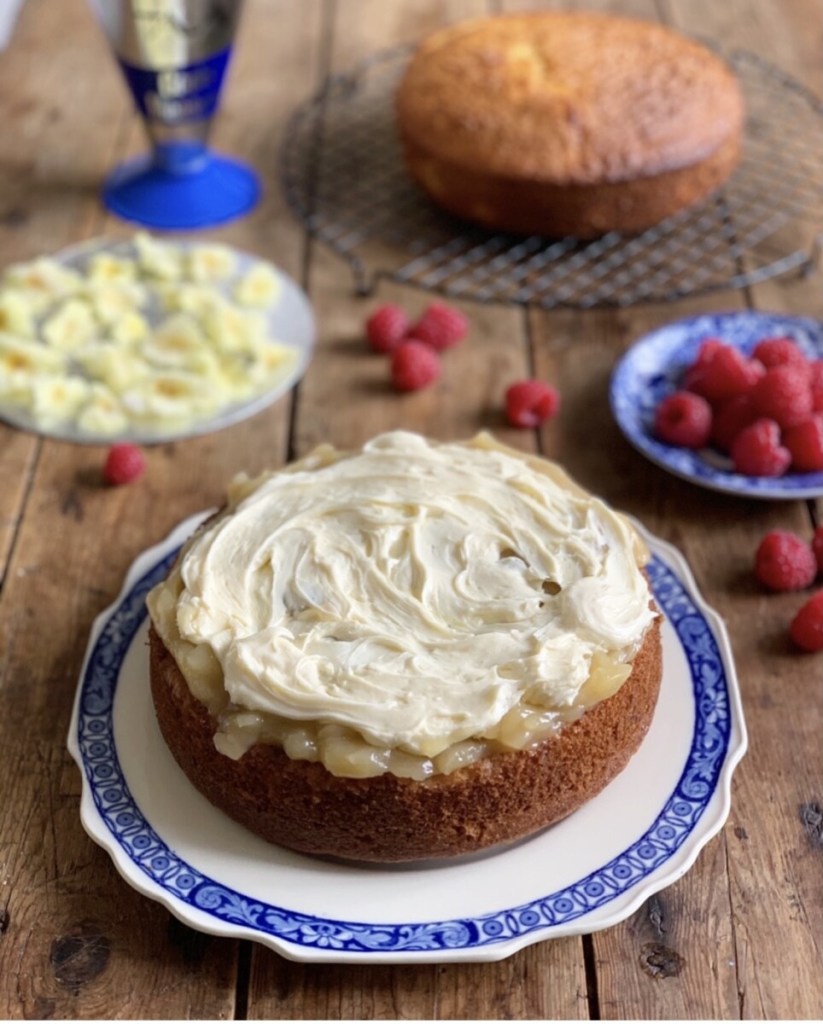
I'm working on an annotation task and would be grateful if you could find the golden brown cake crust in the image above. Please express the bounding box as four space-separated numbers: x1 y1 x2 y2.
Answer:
149 615 662 863
395 11 744 237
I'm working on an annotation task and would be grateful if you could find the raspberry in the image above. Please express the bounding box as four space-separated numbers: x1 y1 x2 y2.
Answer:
812 526 823 575
693 337 725 366
710 393 758 453
684 343 763 406
809 361 823 412
754 530 817 591
365 304 410 354
730 418 791 477
751 364 813 429
654 390 712 448
390 340 441 391
789 590 823 652
408 302 468 350
783 416 823 473
103 443 146 486
752 336 809 374
505 379 561 428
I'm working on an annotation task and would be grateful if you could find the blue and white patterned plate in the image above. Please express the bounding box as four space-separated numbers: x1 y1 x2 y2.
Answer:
68 512 746 964
610 311 823 500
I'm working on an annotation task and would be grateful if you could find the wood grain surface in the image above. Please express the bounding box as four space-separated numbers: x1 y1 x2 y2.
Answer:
0 0 821 1019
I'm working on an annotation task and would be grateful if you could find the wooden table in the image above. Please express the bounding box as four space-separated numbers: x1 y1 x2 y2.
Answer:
1 0 821 1018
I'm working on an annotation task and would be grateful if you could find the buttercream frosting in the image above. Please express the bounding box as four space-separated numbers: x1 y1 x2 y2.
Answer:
147 432 655 763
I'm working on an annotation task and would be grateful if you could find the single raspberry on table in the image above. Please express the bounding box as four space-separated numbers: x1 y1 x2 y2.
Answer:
407 302 468 350
684 343 763 405
710 393 758 453
730 418 791 477
653 390 712 448
390 340 441 391
751 364 813 430
789 590 823 652
754 530 817 592
752 336 809 374
783 416 823 473
505 379 560 428
103 443 146 486
365 304 410 354
812 526 823 575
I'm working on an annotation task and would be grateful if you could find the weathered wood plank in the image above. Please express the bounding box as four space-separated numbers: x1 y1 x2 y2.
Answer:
660 2 823 1019
523 1 822 1018
246 0 590 1018
0 0 131 588
0 0 322 1017
2 0 820 1018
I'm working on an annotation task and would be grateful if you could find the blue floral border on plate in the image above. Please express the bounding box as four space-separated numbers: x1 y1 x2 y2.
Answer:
610 311 823 500
75 548 730 955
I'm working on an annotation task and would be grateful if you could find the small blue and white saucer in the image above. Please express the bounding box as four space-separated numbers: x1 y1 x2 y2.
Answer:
610 311 823 500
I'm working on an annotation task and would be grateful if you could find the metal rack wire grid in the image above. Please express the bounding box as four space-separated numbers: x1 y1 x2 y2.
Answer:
280 46 823 310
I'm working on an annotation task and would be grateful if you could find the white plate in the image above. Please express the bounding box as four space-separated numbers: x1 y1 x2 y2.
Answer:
68 512 746 964
610 311 823 500
0 238 315 445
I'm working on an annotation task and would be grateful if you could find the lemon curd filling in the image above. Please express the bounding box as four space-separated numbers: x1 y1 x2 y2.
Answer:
147 432 656 780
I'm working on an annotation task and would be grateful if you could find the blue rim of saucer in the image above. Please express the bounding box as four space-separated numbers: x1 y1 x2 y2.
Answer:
610 311 823 500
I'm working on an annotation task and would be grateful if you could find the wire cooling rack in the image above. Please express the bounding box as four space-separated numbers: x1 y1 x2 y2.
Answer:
280 46 823 309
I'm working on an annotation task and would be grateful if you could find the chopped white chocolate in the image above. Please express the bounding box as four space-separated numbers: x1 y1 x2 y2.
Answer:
76 383 130 436
188 243 236 283
41 299 97 351
0 291 37 337
134 231 184 281
234 262 280 308
29 373 91 423
87 252 137 285
0 234 298 437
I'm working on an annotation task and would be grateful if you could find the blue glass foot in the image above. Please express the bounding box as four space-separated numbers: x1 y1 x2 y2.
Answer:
103 147 260 230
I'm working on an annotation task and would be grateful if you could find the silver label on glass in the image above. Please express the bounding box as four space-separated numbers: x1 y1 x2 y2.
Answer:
90 0 243 69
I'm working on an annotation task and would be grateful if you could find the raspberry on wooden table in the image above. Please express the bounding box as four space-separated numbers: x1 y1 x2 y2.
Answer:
390 339 441 391
505 379 560 428
790 590 823 652
783 416 823 473
730 418 791 477
653 390 712 449
751 364 814 430
103 443 146 486
366 304 410 353
408 302 468 350
754 530 817 592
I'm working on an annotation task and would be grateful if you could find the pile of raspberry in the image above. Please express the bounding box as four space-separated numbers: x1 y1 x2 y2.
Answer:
754 525 823 652
654 335 823 476
366 301 560 427
366 301 468 391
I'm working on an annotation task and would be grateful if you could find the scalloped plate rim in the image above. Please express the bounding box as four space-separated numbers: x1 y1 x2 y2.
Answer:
67 511 747 964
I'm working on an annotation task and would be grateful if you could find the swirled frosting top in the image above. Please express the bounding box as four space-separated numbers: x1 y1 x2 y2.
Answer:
150 432 655 757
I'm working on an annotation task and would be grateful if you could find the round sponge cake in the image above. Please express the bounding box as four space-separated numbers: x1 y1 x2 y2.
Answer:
149 616 661 862
146 433 662 862
395 11 744 238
